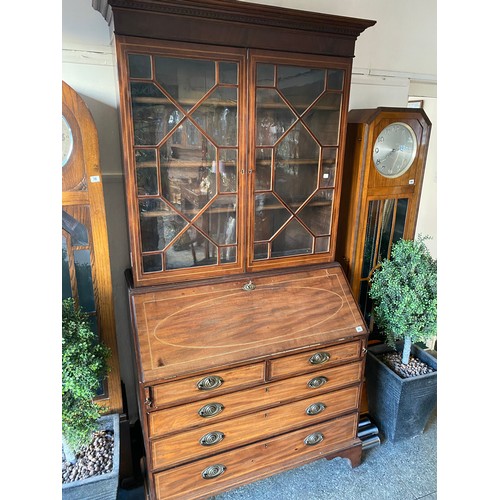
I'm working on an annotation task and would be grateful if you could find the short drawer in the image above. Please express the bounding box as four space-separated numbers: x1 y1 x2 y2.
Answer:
151 385 360 470
149 361 363 438
268 340 362 380
153 413 358 500
150 363 266 409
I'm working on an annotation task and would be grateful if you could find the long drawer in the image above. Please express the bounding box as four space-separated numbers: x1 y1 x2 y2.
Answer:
154 413 358 500
150 363 266 409
149 361 363 438
151 385 360 470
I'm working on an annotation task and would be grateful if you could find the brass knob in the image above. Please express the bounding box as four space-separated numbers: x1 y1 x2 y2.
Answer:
304 432 324 446
305 402 326 416
308 351 331 365
198 402 225 418
307 376 328 389
201 464 226 479
200 431 225 446
197 375 224 391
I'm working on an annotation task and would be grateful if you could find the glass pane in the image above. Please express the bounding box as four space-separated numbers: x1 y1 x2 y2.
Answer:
166 228 217 269
220 246 237 264
219 149 237 193
378 199 396 263
74 249 95 312
320 148 337 188
255 148 272 191
155 56 215 111
277 66 325 114
135 149 158 196
315 236 330 253
219 62 237 85
139 198 187 252
256 64 274 86
194 195 237 245
62 210 88 246
192 87 238 146
302 92 342 146
275 123 319 209
254 193 291 241
297 189 333 236
359 279 372 324
327 69 344 90
159 122 216 219
128 54 152 79
393 198 409 245
254 243 269 260
271 219 313 257
131 82 183 146
143 254 163 273
62 236 72 300
255 88 296 146
361 200 380 279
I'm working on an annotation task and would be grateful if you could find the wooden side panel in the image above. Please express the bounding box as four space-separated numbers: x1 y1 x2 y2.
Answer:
153 414 358 500
149 361 363 437
151 386 359 470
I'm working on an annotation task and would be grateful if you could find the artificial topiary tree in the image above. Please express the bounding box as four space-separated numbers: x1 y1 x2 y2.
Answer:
62 298 110 463
368 235 437 365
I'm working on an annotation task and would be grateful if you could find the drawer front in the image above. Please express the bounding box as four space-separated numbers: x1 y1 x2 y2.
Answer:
149 361 362 438
154 413 358 500
268 340 362 380
150 363 265 409
151 385 360 470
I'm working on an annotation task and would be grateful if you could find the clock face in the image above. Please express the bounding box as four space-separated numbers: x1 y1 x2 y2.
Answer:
372 122 417 178
62 115 74 168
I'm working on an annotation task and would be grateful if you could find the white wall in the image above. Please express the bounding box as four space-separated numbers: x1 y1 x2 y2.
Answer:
62 0 437 421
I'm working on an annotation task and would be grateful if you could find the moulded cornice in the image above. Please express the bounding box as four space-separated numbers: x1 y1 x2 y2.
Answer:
93 0 375 37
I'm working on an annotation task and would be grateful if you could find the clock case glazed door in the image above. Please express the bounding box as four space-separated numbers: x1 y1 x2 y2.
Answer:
335 107 432 327
117 39 353 286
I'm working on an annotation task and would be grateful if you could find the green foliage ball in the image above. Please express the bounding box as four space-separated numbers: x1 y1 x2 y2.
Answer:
368 235 437 349
62 298 110 454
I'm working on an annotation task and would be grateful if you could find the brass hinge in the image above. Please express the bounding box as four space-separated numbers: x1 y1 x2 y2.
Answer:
144 386 153 409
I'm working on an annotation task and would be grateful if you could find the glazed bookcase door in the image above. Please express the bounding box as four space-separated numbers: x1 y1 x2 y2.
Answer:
247 51 351 272
117 38 247 286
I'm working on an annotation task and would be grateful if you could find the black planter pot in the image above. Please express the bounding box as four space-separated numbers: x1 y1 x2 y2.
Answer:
365 342 437 442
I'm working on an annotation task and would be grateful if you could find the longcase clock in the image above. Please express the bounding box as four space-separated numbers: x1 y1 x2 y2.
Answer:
62 81 123 414
335 107 431 330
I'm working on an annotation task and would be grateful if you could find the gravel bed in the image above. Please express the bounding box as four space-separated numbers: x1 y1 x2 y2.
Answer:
62 430 114 484
379 351 435 379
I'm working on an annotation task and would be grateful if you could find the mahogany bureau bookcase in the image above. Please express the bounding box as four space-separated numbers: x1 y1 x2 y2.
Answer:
98 1 376 498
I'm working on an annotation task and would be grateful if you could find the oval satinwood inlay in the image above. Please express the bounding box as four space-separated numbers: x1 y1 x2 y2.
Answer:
152 282 344 349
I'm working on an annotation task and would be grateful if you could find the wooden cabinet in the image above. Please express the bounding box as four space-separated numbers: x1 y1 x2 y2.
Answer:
128 265 368 499
100 1 375 498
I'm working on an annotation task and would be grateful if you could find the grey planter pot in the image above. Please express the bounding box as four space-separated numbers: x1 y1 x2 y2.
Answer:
62 413 120 500
365 342 437 442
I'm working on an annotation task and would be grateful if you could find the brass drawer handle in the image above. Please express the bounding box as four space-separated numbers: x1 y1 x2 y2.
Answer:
307 376 328 389
309 351 330 365
201 464 226 480
305 402 326 416
304 432 324 446
200 431 225 446
198 402 225 418
197 375 224 391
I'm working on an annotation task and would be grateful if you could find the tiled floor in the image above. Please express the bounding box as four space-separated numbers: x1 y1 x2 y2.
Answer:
118 409 437 500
